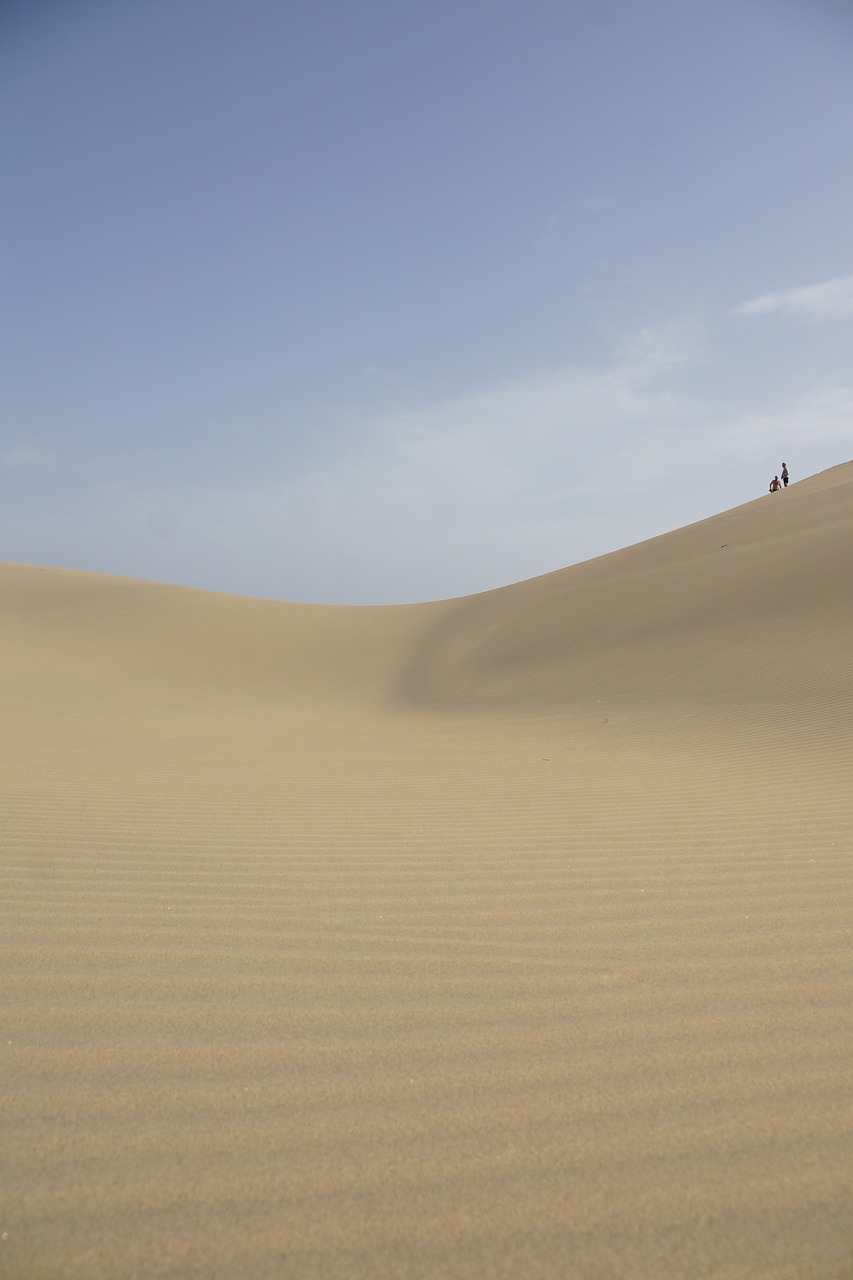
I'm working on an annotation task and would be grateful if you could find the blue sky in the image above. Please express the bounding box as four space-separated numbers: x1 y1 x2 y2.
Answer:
2 0 852 603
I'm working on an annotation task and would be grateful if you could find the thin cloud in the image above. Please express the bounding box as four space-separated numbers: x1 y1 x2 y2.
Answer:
2 444 58 467
76 327 709 600
716 385 853 457
613 319 706 384
3 323 849 604
733 273 853 321
539 195 617 241
577 195 617 212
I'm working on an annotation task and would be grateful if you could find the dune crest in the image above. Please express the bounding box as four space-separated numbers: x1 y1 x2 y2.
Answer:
3 462 852 1280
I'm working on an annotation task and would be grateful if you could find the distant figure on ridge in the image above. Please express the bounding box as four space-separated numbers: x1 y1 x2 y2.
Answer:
769 475 783 493
781 462 789 487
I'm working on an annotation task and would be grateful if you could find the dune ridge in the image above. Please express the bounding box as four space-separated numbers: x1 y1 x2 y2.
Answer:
2 462 852 1279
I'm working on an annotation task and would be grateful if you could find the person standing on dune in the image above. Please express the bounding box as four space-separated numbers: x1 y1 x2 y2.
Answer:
769 475 783 492
781 463 789 487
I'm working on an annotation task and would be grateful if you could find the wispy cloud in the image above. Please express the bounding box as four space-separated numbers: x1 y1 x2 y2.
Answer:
576 195 617 213
593 384 853 490
62 323 711 600
715 386 853 457
2 444 58 467
733 273 853 321
539 195 617 242
3 320 849 604
613 318 706 383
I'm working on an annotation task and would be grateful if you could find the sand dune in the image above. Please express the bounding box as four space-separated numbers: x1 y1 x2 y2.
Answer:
2 462 852 1279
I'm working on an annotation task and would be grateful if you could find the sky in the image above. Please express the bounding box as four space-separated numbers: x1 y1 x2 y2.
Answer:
2 0 852 604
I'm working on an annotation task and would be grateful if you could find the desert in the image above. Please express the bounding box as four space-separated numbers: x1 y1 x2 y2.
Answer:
2 461 852 1279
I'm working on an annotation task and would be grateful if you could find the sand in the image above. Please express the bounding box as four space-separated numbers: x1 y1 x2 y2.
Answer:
2 462 852 1279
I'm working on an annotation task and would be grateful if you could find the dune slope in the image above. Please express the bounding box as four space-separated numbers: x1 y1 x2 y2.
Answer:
2 463 852 1280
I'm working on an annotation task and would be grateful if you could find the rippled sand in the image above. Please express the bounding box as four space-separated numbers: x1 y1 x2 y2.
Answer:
3 462 852 1279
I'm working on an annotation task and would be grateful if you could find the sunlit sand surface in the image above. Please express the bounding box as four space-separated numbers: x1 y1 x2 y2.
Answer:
3 462 852 1279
